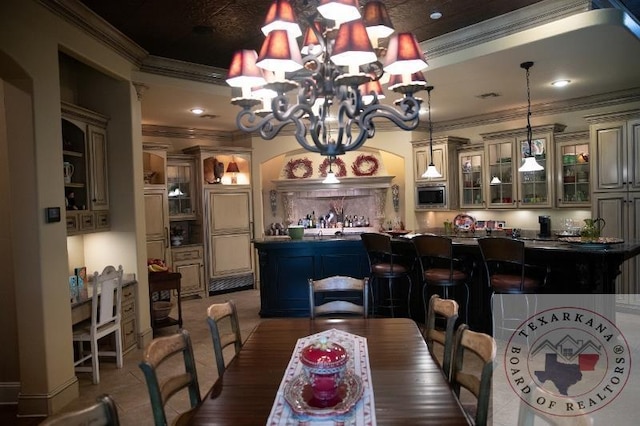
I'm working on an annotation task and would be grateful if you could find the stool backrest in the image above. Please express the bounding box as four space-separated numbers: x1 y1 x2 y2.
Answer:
413 234 455 277
477 237 527 290
425 294 459 380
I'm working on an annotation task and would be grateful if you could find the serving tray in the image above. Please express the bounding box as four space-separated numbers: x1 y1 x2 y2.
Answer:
559 236 624 249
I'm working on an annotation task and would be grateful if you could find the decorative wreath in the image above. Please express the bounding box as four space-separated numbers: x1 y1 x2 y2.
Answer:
284 157 313 179
318 157 347 177
351 154 379 177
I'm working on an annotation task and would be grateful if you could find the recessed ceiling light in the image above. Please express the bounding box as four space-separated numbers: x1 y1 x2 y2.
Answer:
551 79 571 87
190 107 204 115
430 11 443 20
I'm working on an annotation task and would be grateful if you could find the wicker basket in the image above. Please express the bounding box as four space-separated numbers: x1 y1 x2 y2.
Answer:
152 301 173 321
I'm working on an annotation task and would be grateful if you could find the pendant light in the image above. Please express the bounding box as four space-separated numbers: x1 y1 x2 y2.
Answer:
322 157 340 184
518 61 543 172
421 86 442 178
490 176 502 185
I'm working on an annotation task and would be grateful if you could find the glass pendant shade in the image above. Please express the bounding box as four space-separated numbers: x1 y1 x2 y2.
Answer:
331 19 377 67
383 33 428 75
226 50 267 88
422 164 441 178
262 0 302 37
317 0 360 23
256 30 303 73
322 171 340 184
490 176 502 185
363 1 394 40
519 156 543 172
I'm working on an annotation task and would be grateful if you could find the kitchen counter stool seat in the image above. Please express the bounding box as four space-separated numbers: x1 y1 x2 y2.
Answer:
413 235 471 325
361 233 412 318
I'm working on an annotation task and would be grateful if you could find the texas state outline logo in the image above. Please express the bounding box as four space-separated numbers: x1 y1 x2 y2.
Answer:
504 306 631 418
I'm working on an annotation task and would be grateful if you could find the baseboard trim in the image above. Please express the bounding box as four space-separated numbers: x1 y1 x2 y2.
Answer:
17 376 78 417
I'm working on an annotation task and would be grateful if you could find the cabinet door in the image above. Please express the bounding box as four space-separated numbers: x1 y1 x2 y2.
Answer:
414 145 446 182
174 261 204 296
167 159 196 219
592 192 626 240
517 135 553 208
144 190 170 263
486 140 516 208
591 121 626 191
87 125 109 210
209 191 251 233
629 119 640 191
210 233 252 276
459 150 485 208
555 135 590 208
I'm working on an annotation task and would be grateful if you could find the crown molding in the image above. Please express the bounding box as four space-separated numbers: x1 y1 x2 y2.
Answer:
141 124 249 143
39 0 148 66
435 87 640 133
139 56 228 86
421 0 591 60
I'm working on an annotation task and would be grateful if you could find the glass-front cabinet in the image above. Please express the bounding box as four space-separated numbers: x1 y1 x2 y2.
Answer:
167 154 196 220
486 140 515 208
517 134 552 208
555 131 590 207
483 124 563 209
458 146 485 208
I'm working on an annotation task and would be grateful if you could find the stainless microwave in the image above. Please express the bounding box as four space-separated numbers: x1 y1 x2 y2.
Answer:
415 184 447 209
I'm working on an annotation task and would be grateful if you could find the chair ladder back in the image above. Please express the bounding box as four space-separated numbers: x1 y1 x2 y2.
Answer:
139 329 201 426
207 300 242 378
92 266 123 327
425 295 459 379
309 276 369 319
451 324 496 426
40 394 120 426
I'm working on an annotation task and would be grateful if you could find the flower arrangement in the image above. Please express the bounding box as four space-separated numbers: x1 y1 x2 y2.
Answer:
284 157 313 179
318 157 347 177
351 154 379 176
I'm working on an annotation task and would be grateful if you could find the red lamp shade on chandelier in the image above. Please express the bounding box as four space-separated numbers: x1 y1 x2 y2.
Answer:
262 0 302 37
331 19 377 71
362 0 394 48
317 0 360 23
226 50 267 98
384 32 428 75
256 29 303 79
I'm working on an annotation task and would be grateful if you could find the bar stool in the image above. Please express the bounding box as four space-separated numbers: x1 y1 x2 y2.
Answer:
360 232 412 318
477 237 548 339
413 234 471 325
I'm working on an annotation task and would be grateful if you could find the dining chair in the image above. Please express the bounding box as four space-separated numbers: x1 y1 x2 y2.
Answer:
477 237 548 339
413 234 471 324
73 265 124 384
450 324 496 426
40 394 120 426
360 232 412 318
139 329 201 426
308 276 369 319
207 300 242 378
424 294 459 380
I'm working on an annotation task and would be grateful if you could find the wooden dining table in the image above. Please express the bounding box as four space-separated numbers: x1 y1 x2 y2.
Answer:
189 318 470 425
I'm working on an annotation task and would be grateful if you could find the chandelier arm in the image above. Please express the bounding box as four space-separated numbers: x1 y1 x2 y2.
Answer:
236 110 292 141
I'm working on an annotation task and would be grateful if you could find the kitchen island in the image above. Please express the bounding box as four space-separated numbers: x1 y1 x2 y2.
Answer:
254 234 640 332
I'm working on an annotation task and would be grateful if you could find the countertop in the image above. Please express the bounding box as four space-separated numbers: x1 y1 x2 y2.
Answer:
70 273 136 307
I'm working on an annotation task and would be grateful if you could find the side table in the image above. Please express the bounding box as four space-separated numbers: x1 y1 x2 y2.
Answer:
149 271 183 335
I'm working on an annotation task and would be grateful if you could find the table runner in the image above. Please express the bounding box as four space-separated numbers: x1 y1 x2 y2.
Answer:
267 328 376 425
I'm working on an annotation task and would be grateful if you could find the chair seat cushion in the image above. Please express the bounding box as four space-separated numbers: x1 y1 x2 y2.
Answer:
424 268 467 284
491 274 541 293
372 263 408 275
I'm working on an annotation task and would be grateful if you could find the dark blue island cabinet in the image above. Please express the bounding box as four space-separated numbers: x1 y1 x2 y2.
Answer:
255 237 370 317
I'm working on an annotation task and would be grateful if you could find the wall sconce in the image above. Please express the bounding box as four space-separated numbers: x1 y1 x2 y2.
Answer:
226 159 240 184
392 184 400 212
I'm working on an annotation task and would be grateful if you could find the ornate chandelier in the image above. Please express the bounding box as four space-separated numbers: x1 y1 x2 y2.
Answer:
226 0 429 158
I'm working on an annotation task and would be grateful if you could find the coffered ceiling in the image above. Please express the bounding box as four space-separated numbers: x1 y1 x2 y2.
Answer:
71 0 640 133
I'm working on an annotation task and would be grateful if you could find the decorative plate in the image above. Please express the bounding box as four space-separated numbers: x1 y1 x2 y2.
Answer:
453 214 475 231
284 372 364 419
559 236 624 249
